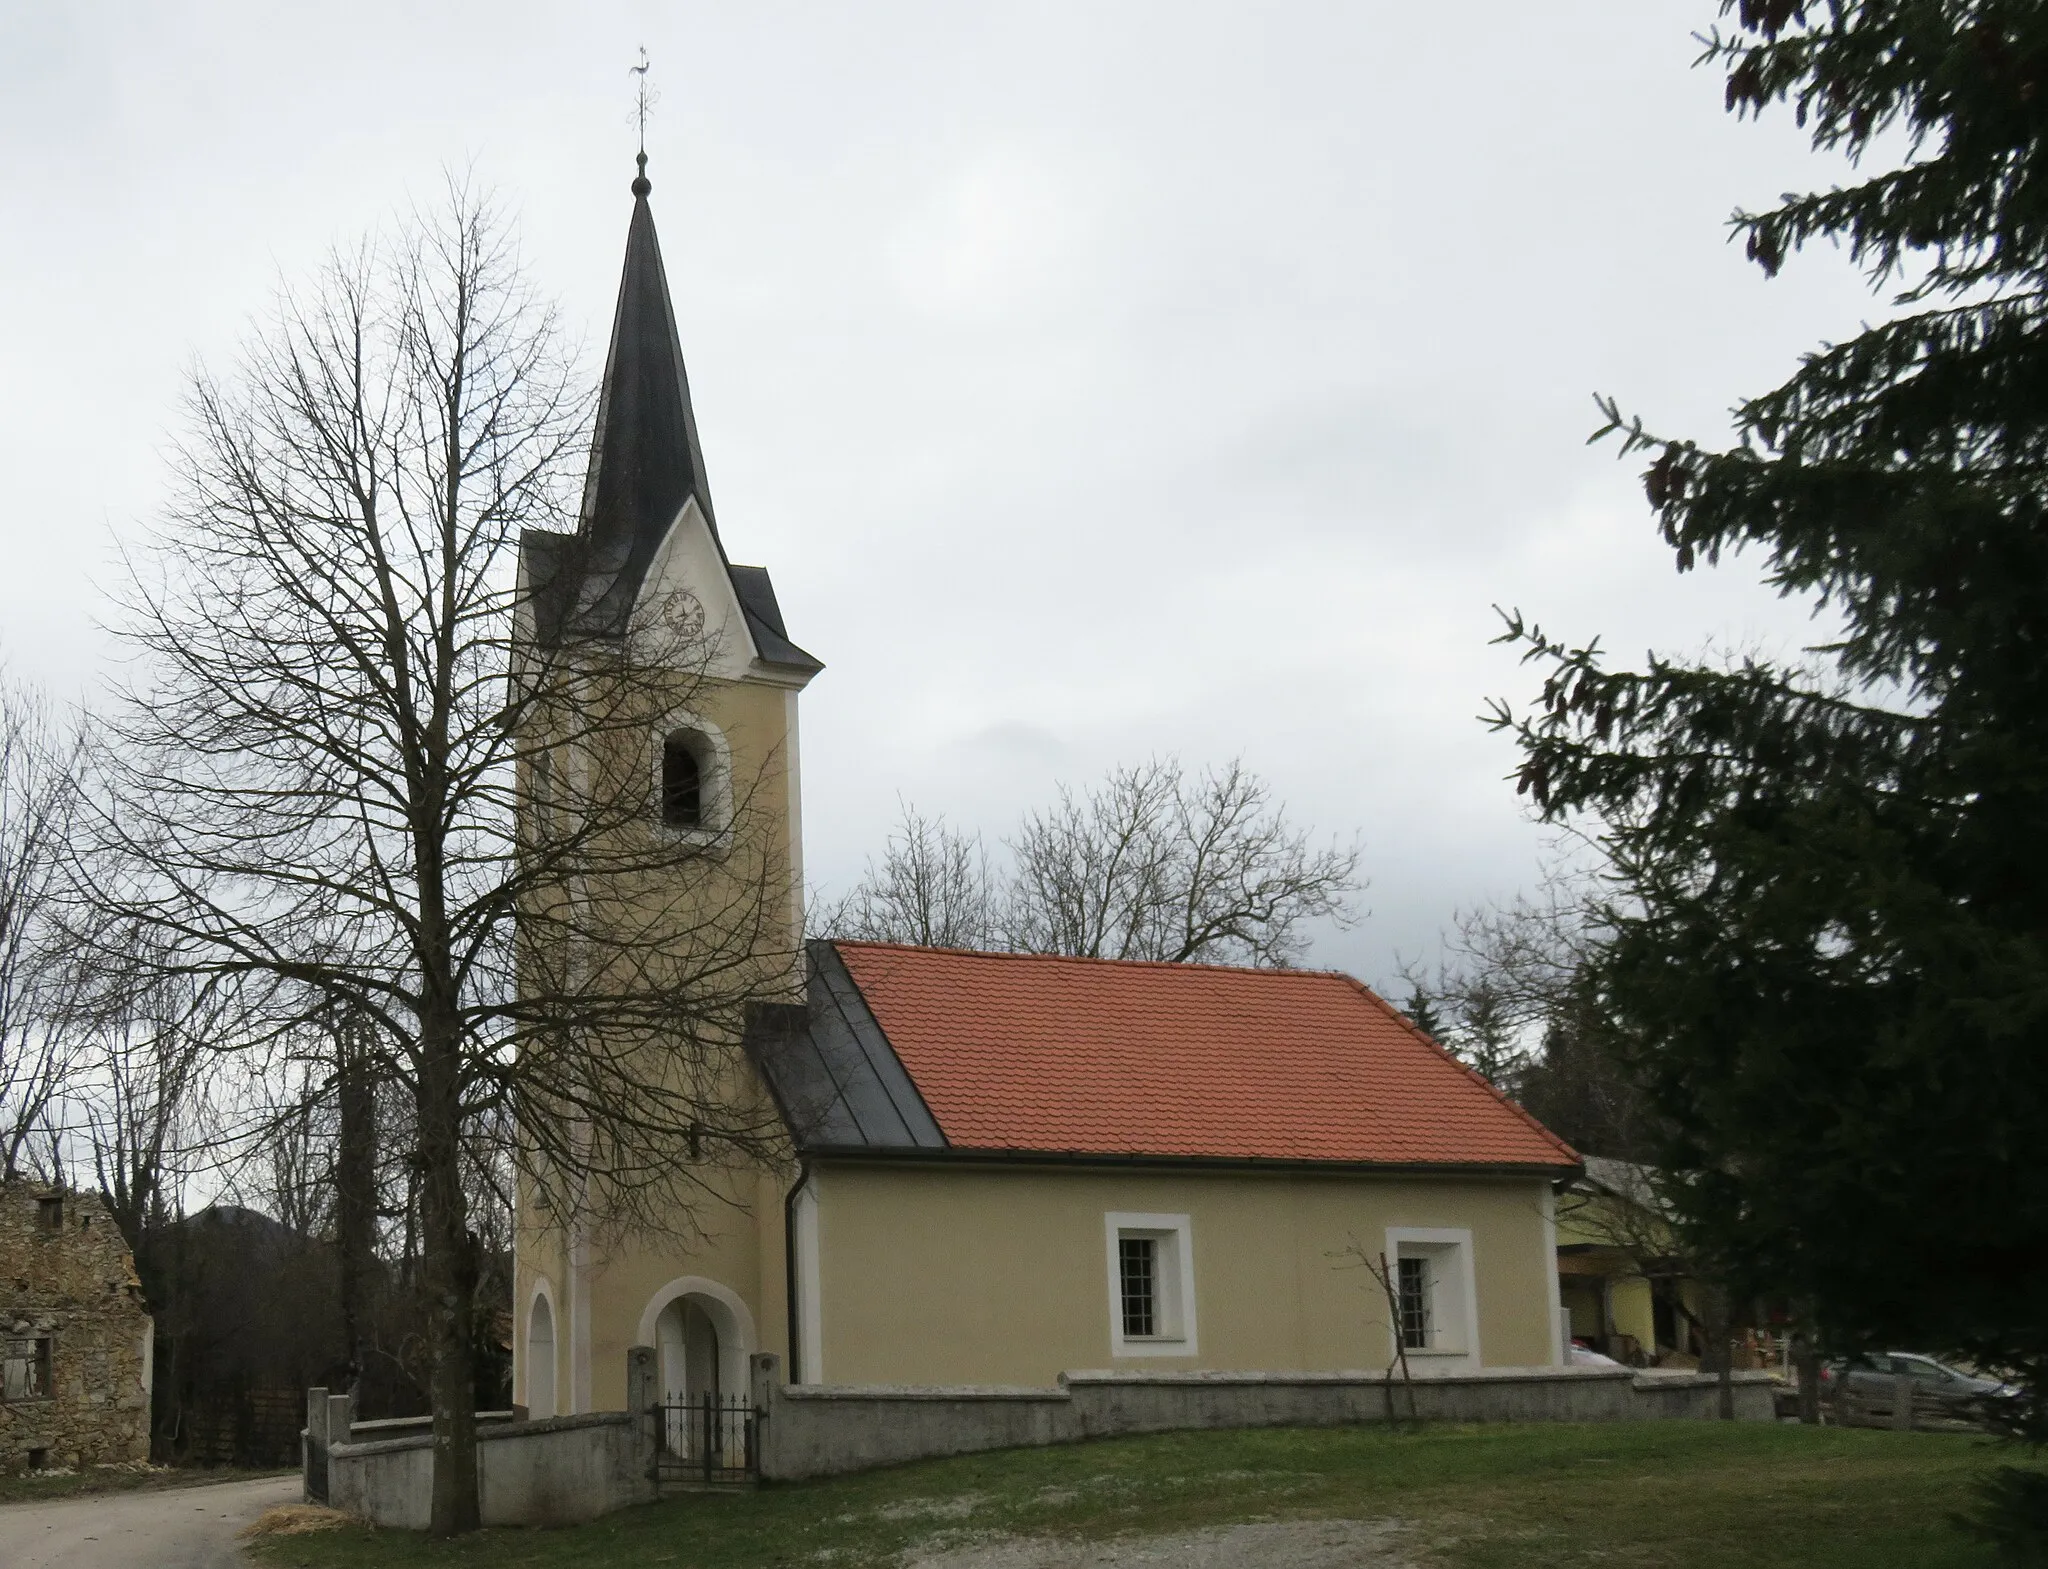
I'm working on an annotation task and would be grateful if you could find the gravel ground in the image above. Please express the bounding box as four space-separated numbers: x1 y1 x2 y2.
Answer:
903 1519 1419 1568
0 1472 302 1569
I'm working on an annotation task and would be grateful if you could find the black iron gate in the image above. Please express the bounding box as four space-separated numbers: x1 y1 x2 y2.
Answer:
651 1393 755 1485
305 1431 328 1504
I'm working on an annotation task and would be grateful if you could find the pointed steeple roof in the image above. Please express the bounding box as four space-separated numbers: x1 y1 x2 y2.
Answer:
570 153 719 635
521 154 818 678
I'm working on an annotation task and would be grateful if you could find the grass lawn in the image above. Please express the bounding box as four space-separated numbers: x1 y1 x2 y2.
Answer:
245 1421 2032 1569
0 1462 292 1506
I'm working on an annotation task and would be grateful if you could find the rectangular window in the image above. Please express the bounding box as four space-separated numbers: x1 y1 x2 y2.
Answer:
1386 1227 1479 1367
1104 1212 1197 1357
1397 1255 1432 1349
36 1196 62 1233
1118 1237 1157 1338
2 1337 51 1402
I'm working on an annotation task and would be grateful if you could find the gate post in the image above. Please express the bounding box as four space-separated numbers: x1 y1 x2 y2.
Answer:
750 1353 779 1481
627 1346 659 1484
1892 1373 1914 1432
304 1386 329 1504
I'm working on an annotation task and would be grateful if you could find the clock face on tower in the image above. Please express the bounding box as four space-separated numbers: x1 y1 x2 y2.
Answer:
669 589 706 645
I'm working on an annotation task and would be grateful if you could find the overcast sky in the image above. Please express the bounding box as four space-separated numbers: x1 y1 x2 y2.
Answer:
0 2 1880 989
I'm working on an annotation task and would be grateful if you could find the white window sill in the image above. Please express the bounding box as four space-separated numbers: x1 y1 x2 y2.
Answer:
656 823 731 855
1402 1347 1470 1358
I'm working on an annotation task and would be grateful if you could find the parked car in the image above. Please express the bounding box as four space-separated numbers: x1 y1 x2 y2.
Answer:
1822 1353 2013 1426
1569 1341 1626 1369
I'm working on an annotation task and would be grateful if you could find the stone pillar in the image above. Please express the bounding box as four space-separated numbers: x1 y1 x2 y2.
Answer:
327 1392 355 1448
750 1353 781 1481
304 1387 329 1503
1892 1373 1914 1432
627 1346 658 1484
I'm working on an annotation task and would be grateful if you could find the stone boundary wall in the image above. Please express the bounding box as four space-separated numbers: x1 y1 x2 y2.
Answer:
307 1352 1777 1527
314 1399 653 1529
747 1354 1778 1482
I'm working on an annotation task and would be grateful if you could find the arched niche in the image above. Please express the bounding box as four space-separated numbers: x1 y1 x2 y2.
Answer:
524 1284 557 1420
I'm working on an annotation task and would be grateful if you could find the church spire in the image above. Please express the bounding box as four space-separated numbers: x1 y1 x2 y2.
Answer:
569 152 718 635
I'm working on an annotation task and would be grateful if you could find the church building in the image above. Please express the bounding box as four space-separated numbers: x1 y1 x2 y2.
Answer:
512 159 1579 1421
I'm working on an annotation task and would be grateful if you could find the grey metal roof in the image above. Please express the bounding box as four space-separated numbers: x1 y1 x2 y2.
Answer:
1579 1155 1671 1215
748 941 945 1151
729 564 822 674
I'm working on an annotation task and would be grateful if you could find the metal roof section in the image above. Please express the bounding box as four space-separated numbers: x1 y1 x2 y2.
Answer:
729 564 822 675
747 941 945 1151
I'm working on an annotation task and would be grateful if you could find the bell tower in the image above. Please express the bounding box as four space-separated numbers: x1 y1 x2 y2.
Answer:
512 153 821 1415
519 150 821 954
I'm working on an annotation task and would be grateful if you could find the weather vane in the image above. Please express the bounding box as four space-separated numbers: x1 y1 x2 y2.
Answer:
631 46 656 159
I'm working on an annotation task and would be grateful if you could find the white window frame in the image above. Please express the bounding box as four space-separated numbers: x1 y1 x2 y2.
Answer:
1104 1212 1198 1358
1384 1226 1480 1371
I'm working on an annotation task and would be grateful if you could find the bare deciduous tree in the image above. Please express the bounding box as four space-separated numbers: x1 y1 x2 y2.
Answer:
1329 1237 1418 1425
1398 858 1654 1160
816 803 1000 950
81 183 797 1534
827 758 1362 967
1010 759 1360 965
0 672 80 1181
1398 861 1591 1082
70 952 224 1252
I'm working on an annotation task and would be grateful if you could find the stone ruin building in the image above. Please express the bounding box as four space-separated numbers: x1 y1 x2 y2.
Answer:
1 1180 152 1472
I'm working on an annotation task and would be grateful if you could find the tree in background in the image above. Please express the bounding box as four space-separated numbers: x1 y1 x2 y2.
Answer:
1494 0 2048 1471
820 803 1002 951
0 671 80 1181
1400 862 1657 1161
823 758 1362 967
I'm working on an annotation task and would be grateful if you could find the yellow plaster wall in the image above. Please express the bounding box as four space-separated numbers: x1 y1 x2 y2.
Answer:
515 1157 792 1414
514 664 804 1415
1609 1275 1656 1349
812 1163 1560 1385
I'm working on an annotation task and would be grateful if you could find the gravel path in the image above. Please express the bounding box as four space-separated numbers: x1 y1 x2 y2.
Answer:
0 1473 302 1569
905 1518 1419 1568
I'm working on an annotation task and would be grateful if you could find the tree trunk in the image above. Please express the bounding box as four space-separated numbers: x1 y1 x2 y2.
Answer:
335 1025 377 1400
1794 1331 1822 1425
418 1019 478 1536
1702 1286 1735 1420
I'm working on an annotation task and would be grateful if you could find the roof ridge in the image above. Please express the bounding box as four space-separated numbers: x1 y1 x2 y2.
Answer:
827 939 1356 983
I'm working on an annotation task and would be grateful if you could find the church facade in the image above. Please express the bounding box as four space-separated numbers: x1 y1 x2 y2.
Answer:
511 163 1578 1420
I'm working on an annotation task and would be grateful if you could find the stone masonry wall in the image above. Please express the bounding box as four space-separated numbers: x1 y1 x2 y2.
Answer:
0 1181 152 1471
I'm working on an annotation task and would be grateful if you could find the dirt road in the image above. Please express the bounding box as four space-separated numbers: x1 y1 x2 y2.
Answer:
0 1474 302 1569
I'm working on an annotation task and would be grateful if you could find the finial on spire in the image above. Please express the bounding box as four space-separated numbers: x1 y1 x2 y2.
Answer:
630 46 655 196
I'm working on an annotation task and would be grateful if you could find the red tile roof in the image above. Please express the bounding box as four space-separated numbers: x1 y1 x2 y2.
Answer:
830 943 1577 1170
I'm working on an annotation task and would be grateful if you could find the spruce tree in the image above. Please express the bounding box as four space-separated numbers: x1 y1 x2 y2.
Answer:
1496 0 2048 1438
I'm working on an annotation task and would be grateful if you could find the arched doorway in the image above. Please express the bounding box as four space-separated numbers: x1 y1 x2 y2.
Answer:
657 1295 725 1400
641 1280 753 1460
525 1292 556 1420
655 1295 725 1454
